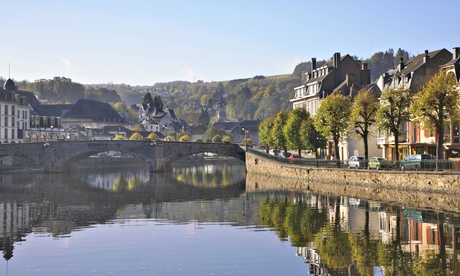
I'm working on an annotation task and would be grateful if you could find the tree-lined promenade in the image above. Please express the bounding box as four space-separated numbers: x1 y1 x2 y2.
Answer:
258 70 459 169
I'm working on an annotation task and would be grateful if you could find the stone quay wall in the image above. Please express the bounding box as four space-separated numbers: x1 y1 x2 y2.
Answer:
245 152 460 212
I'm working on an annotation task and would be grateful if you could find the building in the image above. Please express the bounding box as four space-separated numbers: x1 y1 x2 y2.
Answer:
377 48 453 161
290 52 371 116
439 47 460 158
0 79 32 143
290 52 375 160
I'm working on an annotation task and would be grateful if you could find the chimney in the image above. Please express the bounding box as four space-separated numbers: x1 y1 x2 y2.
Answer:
311 58 317 72
398 57 405 71
346 74 355 87
360 63 371 85
333 52 341 85
453 47 460 59
333 52 341 69
423 50 430 63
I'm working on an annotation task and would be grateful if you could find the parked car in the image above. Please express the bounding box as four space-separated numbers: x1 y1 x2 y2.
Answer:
279 151 291 158
367 157 391 170
399 154 435 171
269 149 281 155
288 154 300 163
348 156 365 169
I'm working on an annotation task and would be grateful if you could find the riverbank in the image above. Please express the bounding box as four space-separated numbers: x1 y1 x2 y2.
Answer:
246 172 460 213
245 151 460 212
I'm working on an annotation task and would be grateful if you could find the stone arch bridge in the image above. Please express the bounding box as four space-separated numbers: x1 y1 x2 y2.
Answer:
0 140 246 173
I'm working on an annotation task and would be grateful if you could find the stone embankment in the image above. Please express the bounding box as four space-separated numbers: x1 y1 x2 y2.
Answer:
245 151 460 213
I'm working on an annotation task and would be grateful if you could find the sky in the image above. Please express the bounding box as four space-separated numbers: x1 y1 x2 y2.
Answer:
1 0 459 86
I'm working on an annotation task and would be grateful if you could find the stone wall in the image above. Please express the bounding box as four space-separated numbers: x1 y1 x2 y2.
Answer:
246 151 460 198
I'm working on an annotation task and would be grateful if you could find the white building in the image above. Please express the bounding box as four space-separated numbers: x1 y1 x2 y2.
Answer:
1 79 32 143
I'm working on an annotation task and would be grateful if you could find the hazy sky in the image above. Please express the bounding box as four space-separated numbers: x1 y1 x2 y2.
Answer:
2 0 458 85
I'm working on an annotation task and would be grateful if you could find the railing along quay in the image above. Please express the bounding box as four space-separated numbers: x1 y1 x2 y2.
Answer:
246 147 458 171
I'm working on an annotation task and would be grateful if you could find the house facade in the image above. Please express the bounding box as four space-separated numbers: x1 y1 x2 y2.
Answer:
377 48 453 161
439 47 460 158
290 52 376 160
290 53 371 116
1 79 32 143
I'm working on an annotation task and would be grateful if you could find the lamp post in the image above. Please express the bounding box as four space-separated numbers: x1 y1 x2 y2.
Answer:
242 126 246 145
51 125 54 141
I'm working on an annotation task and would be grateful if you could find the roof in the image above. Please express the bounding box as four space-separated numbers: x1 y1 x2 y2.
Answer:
14 90 42 107
63 99 125 123
441 57 460 67
396 49 448 77
3 78 16 91
38 104 72 117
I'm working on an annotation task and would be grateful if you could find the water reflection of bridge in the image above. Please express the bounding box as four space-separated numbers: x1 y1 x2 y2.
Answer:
0 169 246 261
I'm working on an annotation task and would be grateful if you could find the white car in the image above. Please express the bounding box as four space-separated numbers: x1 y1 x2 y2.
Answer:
348 156 365 169
278 152 291 158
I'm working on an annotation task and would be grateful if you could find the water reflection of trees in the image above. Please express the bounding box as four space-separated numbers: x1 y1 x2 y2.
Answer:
258 192 460 275
259 194 328 246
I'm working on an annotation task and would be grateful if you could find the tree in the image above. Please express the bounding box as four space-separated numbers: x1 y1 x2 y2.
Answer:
258 117 275 152
271 111 289 153
222 135 232 143
147 132 157 140
143 92 154 106
376 88 411 164
85 87 122 103
153 96 164 110
300 119 327 161
411 70 459 163
284 108 310 158
212 134 222 143
204 124 227 142
350 89 379 161
314 94 352 164
179 134 191 142
113 134 127 140
254 84 279 119
129 132 144 140
198 108 210 125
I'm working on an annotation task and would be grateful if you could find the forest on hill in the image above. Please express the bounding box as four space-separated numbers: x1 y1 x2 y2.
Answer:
5 48 413 125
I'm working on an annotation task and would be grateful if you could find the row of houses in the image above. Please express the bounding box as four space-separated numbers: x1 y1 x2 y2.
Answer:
291 47 460 161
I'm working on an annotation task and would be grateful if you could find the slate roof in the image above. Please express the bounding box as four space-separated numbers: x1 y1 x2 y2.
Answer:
63 99 125 123
395 49 447 77
14 90 42 107
304 54 357 85
36 104 72 117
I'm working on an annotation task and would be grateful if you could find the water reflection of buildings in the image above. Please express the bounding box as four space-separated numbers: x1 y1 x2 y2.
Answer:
291 192 460 275
81 168 151 191
0 201 51 260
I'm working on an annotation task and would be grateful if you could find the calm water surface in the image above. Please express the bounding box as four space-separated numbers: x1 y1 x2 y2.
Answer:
0 159 459 275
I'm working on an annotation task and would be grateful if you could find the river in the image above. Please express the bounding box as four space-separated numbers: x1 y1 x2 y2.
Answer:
0 158 458 275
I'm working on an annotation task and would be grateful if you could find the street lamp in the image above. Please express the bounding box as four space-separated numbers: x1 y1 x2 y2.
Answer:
242 126 246 145
51 125 54 141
